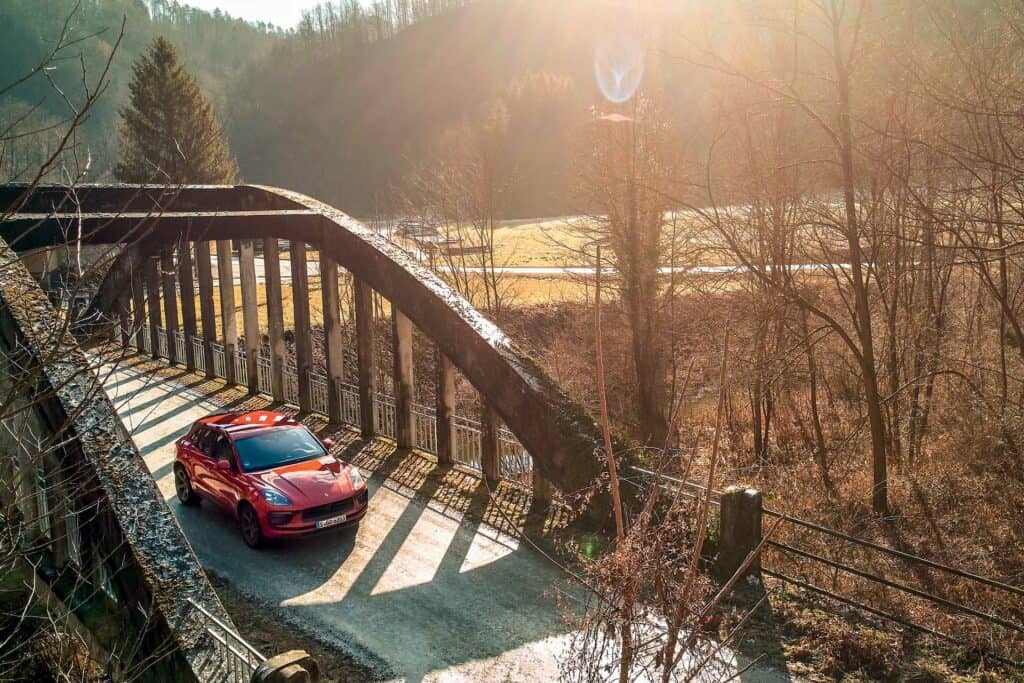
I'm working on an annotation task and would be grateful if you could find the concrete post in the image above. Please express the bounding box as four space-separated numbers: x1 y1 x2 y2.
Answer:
263 238 286 403
354 278 376 438
115 288 131 347
321 254 344 423
160 248 179 365
392 309 414 449
239 240 260 395
130 264 146 350
144 255 161 360
195 241 217 378
177 242 197 371
715 486 763 581
216 240 238 384
435 352 455 465
532 471 555 504
251 650 319 683
290 241 313 412
481 399 500 486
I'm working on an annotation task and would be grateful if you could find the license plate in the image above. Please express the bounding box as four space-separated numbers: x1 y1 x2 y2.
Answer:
316 514 346 529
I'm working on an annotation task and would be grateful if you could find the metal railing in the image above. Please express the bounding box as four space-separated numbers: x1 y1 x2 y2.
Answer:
173 330 187 362
374 392 397 439
310 372 330 415
411 402 437 453
210 342 227 378
156 327 169 359
140 326 152 354
338 381 361 427
283 364 299 404
498 426 533 483
187 598 265 683
233 350 248 386
256 354 272 395
452 415 483 471
192 336 207 373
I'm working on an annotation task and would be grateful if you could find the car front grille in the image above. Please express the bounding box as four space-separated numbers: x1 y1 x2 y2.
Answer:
302 496 355 522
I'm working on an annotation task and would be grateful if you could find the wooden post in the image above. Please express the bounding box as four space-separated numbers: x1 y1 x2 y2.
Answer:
195 241 217 378
392 309 414 449
130 264 146 350
481 399 500 486
321 254 345 423
264 238 286 403
216 239 238 384
354 278 376 438
714 486 764 581
238 239 260 395
144 255 161 360
290 241 313 412
435 353 455 465
177 242 197 370
160 248 179 365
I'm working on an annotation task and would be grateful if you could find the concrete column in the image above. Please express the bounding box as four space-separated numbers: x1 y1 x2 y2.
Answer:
264 238 286 402
290 241 312 412
481 399 500 486
130 264 146 350
115 287 131 346
177 242 197 370
354 278 376 438
392 309 414 449
144 255 161 360
715 486 764 581
435 352 455 465
532 471 555 504
195 241 217 378
321 254 344 423
216 240 238 384
239 240 260 395
160 248 179 365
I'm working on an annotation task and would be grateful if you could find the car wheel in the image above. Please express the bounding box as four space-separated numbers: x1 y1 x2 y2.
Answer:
238 503 264 549
174 465 200 506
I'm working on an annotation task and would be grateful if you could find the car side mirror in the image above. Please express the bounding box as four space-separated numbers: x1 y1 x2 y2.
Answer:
322 438 334 450
215 459 232 472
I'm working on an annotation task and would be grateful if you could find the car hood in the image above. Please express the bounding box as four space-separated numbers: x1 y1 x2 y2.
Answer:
254 457 355 508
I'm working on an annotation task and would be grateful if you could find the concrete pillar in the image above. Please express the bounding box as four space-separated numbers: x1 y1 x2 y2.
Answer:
321 254 344 423
160 248 179 365
239 240 260 395
130 264 146 349
715 486 764 581
144 255 161 360
116 287 131 347
435 353 455 465
354 278 376 438
392 309 414 449
532 471 555 504
195 241 217 378
481 399 500 486
290 241 313 412
216 240 238 384
264 238 286 403
177 242 197 370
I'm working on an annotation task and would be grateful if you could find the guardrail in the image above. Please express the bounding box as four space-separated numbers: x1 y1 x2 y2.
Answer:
627 466 1024 667
210 342 227 378
309 371 330 415
174 330 187 362
411 402 437 454
156 327 169 359
257 354 272 395
192 336 207 373
187 598 265 683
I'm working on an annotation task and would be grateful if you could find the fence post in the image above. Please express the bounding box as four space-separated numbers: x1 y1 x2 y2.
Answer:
481 400 500 486
715 486 763 581
252 650 319 683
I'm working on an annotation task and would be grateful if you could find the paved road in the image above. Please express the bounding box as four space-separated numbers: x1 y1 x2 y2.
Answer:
99 360 792 682
100 361 582 681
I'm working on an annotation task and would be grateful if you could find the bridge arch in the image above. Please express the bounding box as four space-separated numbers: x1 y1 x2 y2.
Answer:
2 184 604 504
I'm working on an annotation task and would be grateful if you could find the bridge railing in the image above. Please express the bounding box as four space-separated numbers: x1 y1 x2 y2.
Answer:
187 597 265 683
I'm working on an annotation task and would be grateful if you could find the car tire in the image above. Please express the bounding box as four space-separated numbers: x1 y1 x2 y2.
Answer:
174 464 200 506
238 503 264 549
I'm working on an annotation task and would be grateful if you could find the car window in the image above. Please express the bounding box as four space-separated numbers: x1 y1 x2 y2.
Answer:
234 428 326 472
191 427 214 457
212 435 233 464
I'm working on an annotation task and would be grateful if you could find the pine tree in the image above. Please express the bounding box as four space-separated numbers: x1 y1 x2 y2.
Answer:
115 36 238 184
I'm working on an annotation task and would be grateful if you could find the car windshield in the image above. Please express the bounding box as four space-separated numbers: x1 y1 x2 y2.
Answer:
234 428 325 472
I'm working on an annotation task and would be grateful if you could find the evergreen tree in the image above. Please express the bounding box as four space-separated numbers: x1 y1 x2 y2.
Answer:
116 36 238 183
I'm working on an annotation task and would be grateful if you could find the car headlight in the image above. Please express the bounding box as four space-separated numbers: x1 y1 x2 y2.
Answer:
260 489 292 506
348 467 365 489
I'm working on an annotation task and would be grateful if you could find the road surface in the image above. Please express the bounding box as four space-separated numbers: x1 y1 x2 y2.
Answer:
99 359 792 682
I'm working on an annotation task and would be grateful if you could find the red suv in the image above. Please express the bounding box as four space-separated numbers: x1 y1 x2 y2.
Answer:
173 411 368 548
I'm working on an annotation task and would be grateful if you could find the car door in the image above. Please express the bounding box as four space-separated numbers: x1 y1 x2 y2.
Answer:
188 427 218 498
207 434 240 510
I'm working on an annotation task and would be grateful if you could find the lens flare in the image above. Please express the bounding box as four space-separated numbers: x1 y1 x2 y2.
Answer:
594 34 644 104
